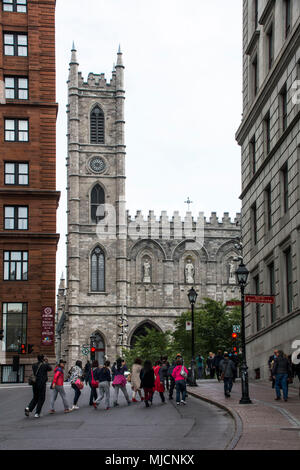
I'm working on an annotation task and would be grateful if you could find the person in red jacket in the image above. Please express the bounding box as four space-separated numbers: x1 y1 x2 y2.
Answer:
49 359 72 414
172 357 188 405
153 361 166 404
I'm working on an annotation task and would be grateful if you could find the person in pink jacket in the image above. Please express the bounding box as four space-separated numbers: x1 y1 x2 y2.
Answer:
49 359 72 414
172 357 188 405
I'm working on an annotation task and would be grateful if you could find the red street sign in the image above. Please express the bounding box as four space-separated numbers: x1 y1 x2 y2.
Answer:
245 295 275 304
226 301 242 306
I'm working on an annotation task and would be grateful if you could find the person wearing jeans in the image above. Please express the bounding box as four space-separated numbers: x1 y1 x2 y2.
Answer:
172 358 188 405
49 359 72 413
272 351 292 402
219 352 236 398
93 360 111 410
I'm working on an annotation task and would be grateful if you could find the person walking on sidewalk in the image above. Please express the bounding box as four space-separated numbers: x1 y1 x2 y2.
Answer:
213 350 223 381
140 360 155 408
69 360 84 410
272 350 292 402
206 352 215 379
25 354 52 418
172 357 188 405
49 359 72 414
112 357 131 407
93 360 111 410
86 360 99 406
219 352 236 398
196 353 204 379
268 349 279 389
153 361 166 404
167 361 176 400
83 360 91 385
131 358 144 403
160 356 170 391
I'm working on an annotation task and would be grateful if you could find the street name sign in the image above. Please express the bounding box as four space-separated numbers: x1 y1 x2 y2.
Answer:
245 295 275 304
226 301 242 306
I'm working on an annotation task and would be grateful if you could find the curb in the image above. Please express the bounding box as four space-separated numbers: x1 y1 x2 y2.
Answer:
187 387 243 450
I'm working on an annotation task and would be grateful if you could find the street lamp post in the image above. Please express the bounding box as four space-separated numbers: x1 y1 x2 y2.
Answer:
187 287 198 387
235 261 252 404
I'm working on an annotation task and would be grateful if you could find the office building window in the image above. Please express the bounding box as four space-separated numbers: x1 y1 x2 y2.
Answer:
251 202 258 245
252 55 259 97
1 303 27 353
264 112 271 155
5 77 28 100
3 0 27 13
268 262 276 323
4 251 28 281
267 25 274 70
4 162 28 185
249 135 256 175
4 33 27 56
284 0 291 38
4 206 28 230
284 247 293 313
265 184 272 231
281 163 288 213
280 84 288 132
5 119 28 141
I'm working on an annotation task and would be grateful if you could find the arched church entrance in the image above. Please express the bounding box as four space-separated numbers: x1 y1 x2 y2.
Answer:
90 332 105 365
130 322 161 348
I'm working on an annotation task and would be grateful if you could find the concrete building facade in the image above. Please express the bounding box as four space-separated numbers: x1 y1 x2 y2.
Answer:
236 0 300 379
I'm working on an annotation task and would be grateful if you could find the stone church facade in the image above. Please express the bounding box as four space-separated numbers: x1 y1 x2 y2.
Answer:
56 45 241 368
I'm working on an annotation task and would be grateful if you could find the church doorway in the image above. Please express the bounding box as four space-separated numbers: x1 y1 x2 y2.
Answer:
130 322 160 348
90 332 105 365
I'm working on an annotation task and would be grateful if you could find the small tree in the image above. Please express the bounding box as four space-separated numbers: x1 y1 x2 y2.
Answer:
172 298 241 363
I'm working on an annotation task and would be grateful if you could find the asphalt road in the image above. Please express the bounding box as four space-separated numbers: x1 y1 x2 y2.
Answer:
0 383 235 450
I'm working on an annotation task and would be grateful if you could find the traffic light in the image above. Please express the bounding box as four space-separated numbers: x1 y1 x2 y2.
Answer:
18 343 26 354
233 346 238 356
91 346 96 361
27 344 34 354
232 332 238 339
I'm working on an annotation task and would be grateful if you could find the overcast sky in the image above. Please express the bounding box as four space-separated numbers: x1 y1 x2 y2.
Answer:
55 0 243 290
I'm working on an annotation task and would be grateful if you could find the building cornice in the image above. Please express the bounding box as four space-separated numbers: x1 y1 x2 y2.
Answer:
245 31 260 56
258 0 276 26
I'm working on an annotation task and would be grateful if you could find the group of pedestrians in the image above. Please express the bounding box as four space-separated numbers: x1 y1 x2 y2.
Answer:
24 353 190 418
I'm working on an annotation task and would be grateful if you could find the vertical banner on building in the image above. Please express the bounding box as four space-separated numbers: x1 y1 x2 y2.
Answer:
41 307 54 345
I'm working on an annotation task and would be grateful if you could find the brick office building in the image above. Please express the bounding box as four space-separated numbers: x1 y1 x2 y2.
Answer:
0 0 59 383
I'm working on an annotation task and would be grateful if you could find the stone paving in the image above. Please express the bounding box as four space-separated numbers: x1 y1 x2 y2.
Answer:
187 378 300 450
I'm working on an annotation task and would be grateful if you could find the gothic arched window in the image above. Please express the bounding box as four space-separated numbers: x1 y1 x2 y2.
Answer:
91 184 105 223
91 247 105 292
90 105 105 144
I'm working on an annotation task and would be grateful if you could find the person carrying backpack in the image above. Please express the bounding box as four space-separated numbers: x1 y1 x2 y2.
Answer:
140 360 155 408
25 354 52 418
160 356 170 391
219 352 237 398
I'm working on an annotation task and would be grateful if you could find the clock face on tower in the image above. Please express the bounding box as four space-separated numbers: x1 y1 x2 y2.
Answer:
89 157 106 173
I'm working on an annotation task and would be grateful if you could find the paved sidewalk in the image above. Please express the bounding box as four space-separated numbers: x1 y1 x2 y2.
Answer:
187 378 300 450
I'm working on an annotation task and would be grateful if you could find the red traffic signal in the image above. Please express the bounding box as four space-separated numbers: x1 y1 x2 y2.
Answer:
91 347 96 353
232 333 238 339
21 344 26 354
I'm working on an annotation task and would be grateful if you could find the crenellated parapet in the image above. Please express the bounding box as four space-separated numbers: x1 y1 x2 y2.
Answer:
125 210 241 241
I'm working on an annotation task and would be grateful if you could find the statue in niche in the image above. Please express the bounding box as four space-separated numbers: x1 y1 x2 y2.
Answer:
185 259 195 284
142 258 151 283
228 260 236 284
